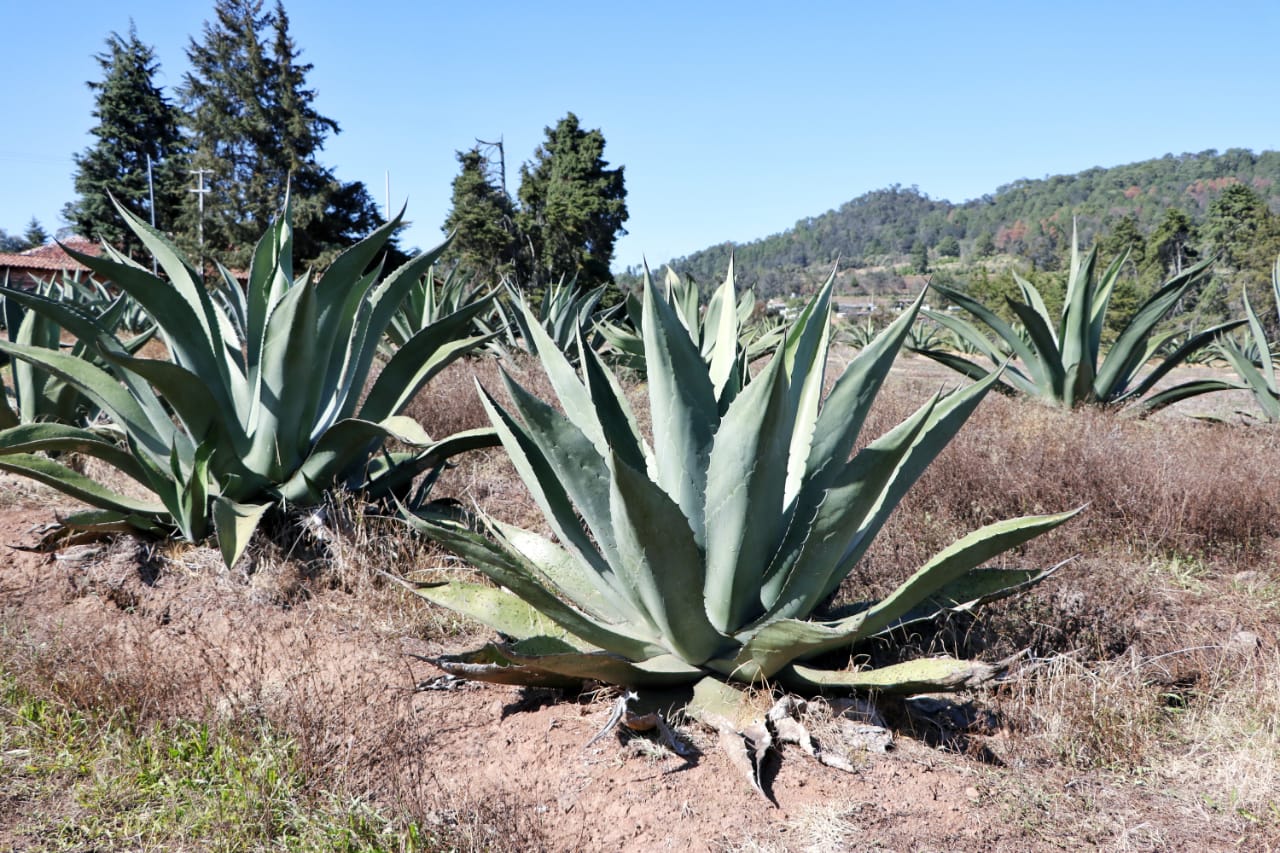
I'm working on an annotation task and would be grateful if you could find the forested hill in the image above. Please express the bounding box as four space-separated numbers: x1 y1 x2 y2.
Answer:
644 148 1280 296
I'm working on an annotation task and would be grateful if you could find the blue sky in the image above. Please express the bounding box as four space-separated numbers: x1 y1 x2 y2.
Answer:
3 1 1279 270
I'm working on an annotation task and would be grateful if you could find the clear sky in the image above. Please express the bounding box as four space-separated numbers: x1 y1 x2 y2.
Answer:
3 1 1279 271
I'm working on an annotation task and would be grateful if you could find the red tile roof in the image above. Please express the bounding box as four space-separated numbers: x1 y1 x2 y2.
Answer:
0 238 102 273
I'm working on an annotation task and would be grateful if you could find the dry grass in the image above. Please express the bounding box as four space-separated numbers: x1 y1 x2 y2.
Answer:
5 347 1280 848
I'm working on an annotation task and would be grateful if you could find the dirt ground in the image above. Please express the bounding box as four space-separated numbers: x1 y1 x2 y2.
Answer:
0 482 1266 853
2 355 1277 851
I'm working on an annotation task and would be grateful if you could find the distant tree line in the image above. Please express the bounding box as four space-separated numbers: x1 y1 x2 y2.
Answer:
645 149 1280 309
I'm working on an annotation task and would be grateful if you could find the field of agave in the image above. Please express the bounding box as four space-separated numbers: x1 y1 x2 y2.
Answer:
2 208 1280 849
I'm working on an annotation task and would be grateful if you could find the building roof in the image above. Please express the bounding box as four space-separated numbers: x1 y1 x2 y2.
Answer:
0 238 102 273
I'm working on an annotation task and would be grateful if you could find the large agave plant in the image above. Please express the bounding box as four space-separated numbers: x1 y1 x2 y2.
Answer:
917 225 1243 413
0 199 497 566
400 270 1076 698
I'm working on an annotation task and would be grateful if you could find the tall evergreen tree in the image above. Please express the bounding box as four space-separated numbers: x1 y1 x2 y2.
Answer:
23 218 49 248
1204 183 1280 324
442 148 516 283
516 113 627 290
178 0 382 269
1144 207 1198 279
65 23 186 260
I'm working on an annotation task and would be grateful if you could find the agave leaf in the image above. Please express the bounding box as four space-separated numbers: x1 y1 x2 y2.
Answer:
704 354 794 632
1012 272 1059 350
428 643 589 689
508 295 610 455
60 231 229 394
361 297 497 422
1006 296 1066 402
706 258 742 400
1242 285 1277 391
0 422 149 482
1088 251 1128 363
97 352 236 458
1120 319 1245 403
474 383 637 611
642 272 718 546
580 345 649 473
245 275 316 478
0 340 176 460
803 288 923 490
0 287 182 439
852 508 1081 640
0 452 166 517
1093 258 1213 396
758 391 942 617
404 581 596 649
340 238 454 422
914 342 1024 394
494 374 633 590
1133 378 1247 416
277 415 453 503
245 210 293 374
927 283 1043 386
918 310 1025 378
783 656 1004 694
780 271 834 506
486 519 638 625
400 510 662 660
211 496 270 569
608 448 727 665
885 566 1061 629
718 617 872 682
497 640 704 688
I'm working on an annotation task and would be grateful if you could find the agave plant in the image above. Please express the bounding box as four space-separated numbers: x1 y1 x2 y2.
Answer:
905 318 947 351
916 225 1243 413
399 270 1076 705
498 276 620 362
596 261 784 378
384 264 502 354
839 314 880 349
1215 256 1280 420
0 199 497 566
0 274 155 429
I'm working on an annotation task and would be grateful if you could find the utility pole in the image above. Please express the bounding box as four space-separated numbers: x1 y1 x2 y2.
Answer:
476 137 507 199
146 155 159 275
189 168 213 272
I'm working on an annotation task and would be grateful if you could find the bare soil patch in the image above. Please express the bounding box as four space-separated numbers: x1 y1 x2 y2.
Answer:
3 356 1279 850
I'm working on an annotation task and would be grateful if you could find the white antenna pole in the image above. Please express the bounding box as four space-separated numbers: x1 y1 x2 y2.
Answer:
385 170 390 221
146 154 158 275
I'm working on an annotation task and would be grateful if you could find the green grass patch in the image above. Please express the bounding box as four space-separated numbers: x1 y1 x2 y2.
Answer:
0 673 435 852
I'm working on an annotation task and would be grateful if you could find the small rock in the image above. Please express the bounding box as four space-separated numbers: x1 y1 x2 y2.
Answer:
1226 630 1262 656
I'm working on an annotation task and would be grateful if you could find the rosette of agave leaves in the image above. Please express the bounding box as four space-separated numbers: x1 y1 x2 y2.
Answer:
399 266 1077 781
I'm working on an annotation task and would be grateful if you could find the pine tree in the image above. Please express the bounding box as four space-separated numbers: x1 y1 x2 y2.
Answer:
1145 207 1198 279
911 240 929 274
178 0 381 269
515 113 627 291
442 148 516 283
23 218 49 248
64 23 186 260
